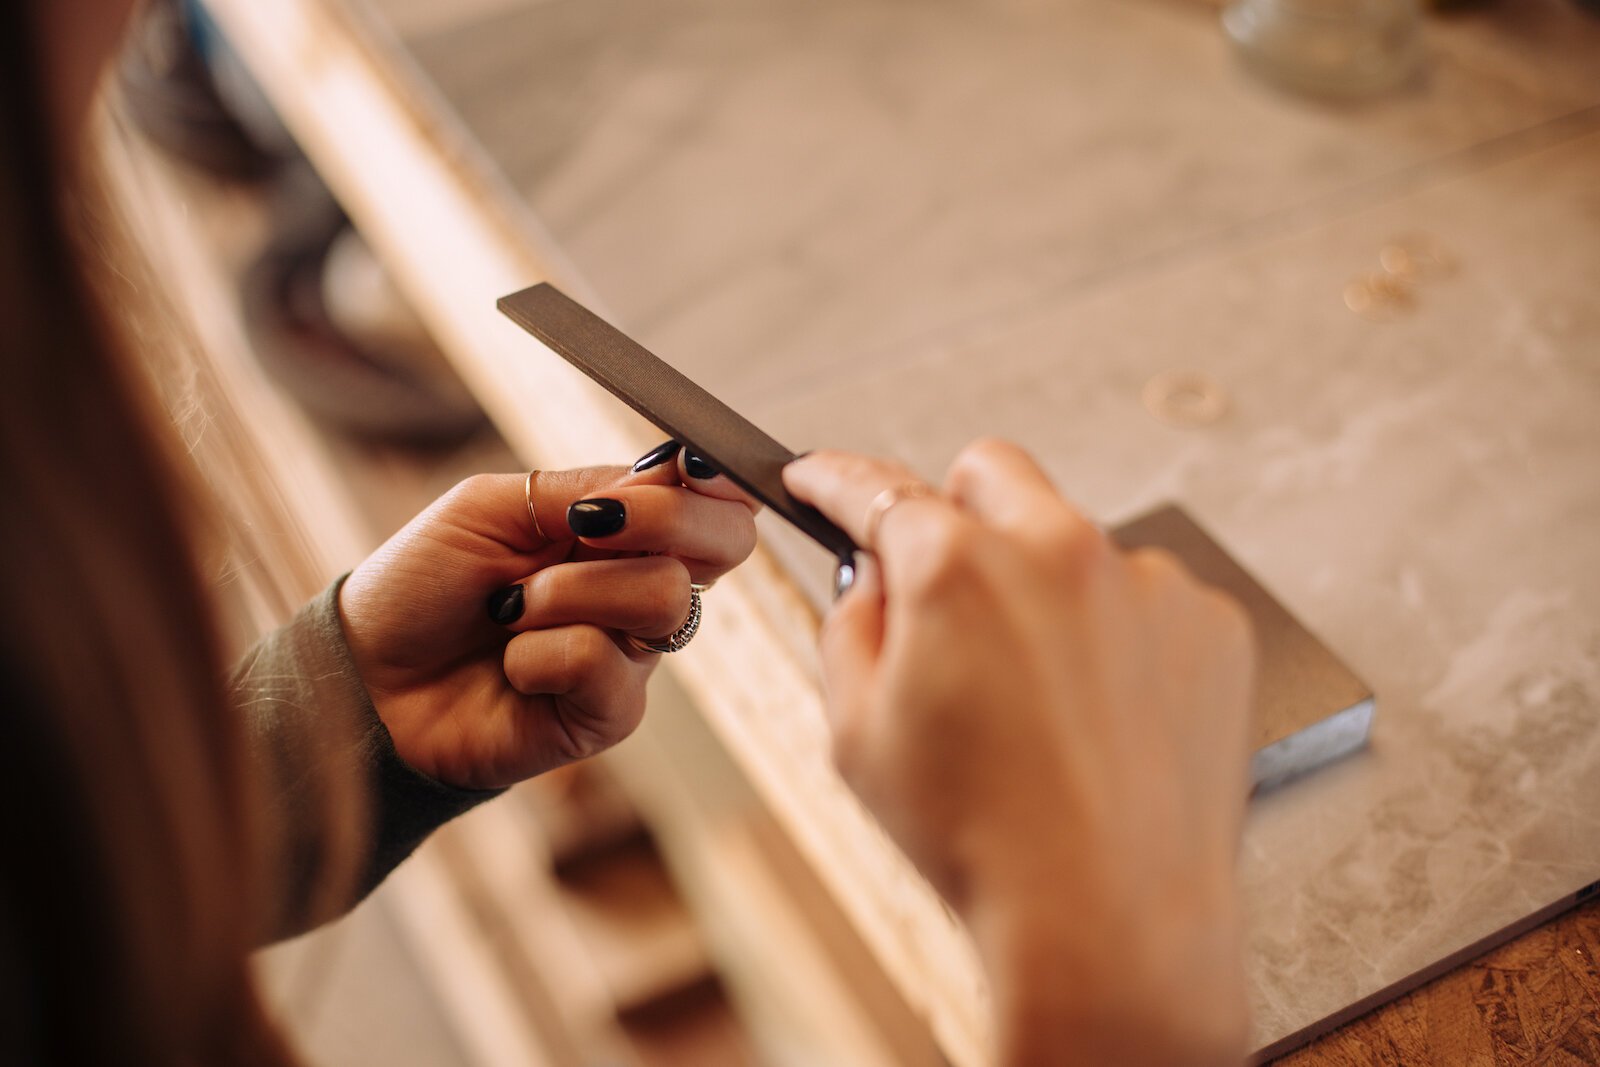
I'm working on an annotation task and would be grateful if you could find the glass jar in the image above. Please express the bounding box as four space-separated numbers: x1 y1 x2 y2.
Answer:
1222 0 1424 98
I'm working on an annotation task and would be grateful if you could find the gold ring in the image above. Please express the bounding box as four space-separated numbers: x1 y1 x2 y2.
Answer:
525 471 549 542
862 481 935 550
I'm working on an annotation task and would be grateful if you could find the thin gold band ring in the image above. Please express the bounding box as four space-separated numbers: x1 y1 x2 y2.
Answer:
862 482 936 550
525 471 549 542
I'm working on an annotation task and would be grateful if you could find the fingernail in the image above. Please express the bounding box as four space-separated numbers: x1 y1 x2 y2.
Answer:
486 584 524 625
833 559 857 600
683 451 719 480
568 498 627 538
633 439 681 473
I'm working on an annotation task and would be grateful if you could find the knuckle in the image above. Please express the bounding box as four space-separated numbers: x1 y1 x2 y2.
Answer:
1204 586 1254 642
729 507 759 561
642 558 692 628
464 471 503 499
501 635 534 692
442 472 498 509
581 675 650 759
1128 544 1187 583
553 715 607 764
905 516 979 594
957 436 1017 468
1048 519 1110 579
947 438 998 492
522 565 565 612
947 437 1017 487
562 625 616 681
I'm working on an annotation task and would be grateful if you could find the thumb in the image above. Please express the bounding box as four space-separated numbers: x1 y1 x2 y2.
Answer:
523 466 637 544
817 555 885 739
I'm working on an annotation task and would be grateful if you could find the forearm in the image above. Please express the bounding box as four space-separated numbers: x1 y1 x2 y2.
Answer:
231 576 501 941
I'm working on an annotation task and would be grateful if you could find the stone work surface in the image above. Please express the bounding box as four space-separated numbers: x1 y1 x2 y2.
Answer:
371 0 1600 1055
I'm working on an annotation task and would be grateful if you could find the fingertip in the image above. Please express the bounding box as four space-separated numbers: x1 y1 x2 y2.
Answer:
680 449 720 482
674 450 762 511
529 466 634 540
833 557 857 600
824 555 882 632
486 583 525 626
782 449 846 505
568 497 628 539
632 439 682 474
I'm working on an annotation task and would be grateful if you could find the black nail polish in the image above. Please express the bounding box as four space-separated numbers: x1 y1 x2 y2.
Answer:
833 559 857 600
486 584 524 625
568 498 627 537
683 451 719 480
633 439 681 473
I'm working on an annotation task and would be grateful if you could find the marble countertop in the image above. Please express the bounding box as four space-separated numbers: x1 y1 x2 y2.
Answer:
369 0 1600 1054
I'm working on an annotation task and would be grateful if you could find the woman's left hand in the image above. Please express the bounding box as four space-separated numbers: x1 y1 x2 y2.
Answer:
339 445 758 790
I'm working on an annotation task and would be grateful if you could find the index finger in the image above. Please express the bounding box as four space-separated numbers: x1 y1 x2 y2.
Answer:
527 453 731 573
527 466 636 542
782 450 944 550
676 446 764 516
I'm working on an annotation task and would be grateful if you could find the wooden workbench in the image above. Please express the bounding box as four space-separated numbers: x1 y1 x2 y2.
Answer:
194 0 1600 1062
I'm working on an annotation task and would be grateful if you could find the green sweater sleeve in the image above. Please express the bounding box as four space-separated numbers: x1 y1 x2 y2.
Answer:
230 576 503 941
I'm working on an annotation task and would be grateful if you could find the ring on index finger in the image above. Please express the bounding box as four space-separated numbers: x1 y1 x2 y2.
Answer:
862 481 936 551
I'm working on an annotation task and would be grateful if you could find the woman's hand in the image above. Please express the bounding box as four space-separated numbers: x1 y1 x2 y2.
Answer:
785 440 1255 1067
340 443 757 791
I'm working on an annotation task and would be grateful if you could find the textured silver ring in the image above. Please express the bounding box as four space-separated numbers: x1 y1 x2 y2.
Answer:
862 481 936 549
626 589 703 654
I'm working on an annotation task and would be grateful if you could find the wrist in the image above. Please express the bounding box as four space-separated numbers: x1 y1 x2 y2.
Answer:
333 575 422 775
966 855 1247 1067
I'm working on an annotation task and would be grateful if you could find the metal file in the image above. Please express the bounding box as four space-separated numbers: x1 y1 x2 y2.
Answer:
499 283 857 560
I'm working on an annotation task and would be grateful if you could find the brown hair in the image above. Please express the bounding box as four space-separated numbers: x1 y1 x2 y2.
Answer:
1 8 316 1064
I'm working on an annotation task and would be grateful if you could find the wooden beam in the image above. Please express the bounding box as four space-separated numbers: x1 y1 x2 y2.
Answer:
196 1 993 1063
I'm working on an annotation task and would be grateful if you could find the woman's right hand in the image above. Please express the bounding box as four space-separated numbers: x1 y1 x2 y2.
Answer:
784 440 1256 1067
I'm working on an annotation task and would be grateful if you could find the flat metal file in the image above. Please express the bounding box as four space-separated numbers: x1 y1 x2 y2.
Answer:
498 283 857 560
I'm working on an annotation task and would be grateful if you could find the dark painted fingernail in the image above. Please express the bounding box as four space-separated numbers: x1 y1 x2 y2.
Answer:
683 451 719 480
486 584 525 625
833 559 857 600
633 439 681 473
568 498 627 537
